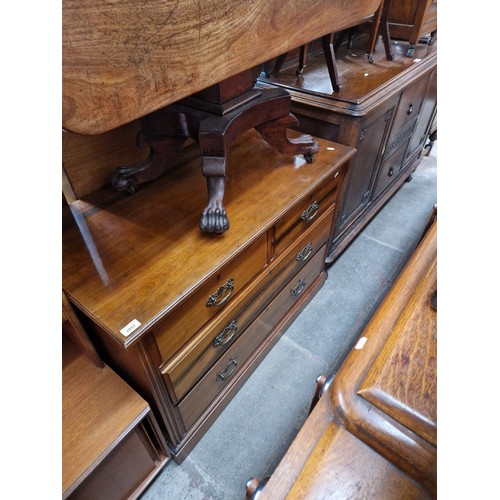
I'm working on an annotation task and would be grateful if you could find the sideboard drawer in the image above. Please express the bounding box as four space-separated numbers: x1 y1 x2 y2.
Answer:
153 234 267 363
274 167 343 255
177 244 327 430
389 74 429 138
161 209 334 403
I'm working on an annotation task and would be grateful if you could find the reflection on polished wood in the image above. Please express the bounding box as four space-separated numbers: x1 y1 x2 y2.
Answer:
250 221 437 499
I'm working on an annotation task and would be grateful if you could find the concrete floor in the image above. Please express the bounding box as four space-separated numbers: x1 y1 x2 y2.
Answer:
140 145 437 500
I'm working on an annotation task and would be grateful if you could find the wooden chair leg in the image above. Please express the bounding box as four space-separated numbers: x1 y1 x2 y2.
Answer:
379 0 394 61
296 44 308 76
321 33 341 92
270 52 289 77
365 3 383 62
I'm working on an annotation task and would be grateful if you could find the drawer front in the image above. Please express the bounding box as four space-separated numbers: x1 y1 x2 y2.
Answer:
389 75 429 139
274 166 343 255
153 234 267 363
162 208 335 403
177 244 327 430
372 134 411 199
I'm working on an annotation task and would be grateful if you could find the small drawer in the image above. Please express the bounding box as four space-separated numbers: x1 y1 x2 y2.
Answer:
390 75 429 137
177 244 327 430
154 234 267 363
161 208 334 403
274 168 342 255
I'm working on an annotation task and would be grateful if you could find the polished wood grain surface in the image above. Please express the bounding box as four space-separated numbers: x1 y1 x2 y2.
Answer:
358 258 437 446
62 335 150 496
62 129 355 347
258 34 437 115
255 221 437 499
329 221 437 493
62 0 382 135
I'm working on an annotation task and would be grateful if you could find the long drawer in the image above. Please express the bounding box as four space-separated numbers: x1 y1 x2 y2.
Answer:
153 234 267 363
177 244 327 430
161 206 335 403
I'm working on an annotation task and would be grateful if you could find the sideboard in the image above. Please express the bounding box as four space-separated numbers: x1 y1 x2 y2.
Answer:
258 35 437 263
62 128 355 461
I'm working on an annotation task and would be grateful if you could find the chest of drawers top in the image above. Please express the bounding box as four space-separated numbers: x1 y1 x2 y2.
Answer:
62 129 355 346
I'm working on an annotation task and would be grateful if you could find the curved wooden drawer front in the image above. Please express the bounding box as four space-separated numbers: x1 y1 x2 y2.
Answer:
153 234 267 364
162 208 335 403
177 245 327 430
274 167 343 255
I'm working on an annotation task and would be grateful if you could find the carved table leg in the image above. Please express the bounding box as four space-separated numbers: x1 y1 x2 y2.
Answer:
255 114 320 163
112 107 197 193
112 133 188 194
195 89 319 233
199 157 229 233
112 85 319 234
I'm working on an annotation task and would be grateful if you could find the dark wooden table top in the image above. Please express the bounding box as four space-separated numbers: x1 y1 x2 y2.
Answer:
62 0 382 135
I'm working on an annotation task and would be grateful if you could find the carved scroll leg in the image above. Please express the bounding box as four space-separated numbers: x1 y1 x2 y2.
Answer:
199 156 229 234
255 114 320 163
112 133 188 194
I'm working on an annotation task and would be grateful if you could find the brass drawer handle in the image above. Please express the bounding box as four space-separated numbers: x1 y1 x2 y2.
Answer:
216 357 238 381
296 243 313 262
213 320 238 347
300 201 319 222
290 278 306 297
206 278 234 307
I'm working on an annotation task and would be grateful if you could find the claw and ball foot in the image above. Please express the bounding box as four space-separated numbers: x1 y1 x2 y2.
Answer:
199 176 229 234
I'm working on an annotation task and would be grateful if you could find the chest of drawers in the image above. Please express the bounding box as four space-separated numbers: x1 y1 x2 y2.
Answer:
62 128 354 461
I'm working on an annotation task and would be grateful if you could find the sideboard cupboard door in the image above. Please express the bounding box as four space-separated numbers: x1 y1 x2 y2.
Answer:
334 94 399 237
405 67 437 162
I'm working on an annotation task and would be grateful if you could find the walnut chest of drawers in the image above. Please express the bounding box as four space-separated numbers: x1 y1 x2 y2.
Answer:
62 128 355 461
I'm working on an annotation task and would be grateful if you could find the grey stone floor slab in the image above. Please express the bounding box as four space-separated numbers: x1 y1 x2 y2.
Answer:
285 234 404 365
140 150 437 500
186 337 326 499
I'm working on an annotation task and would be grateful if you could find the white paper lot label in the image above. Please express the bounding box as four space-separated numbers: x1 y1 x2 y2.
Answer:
120 319 141 336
